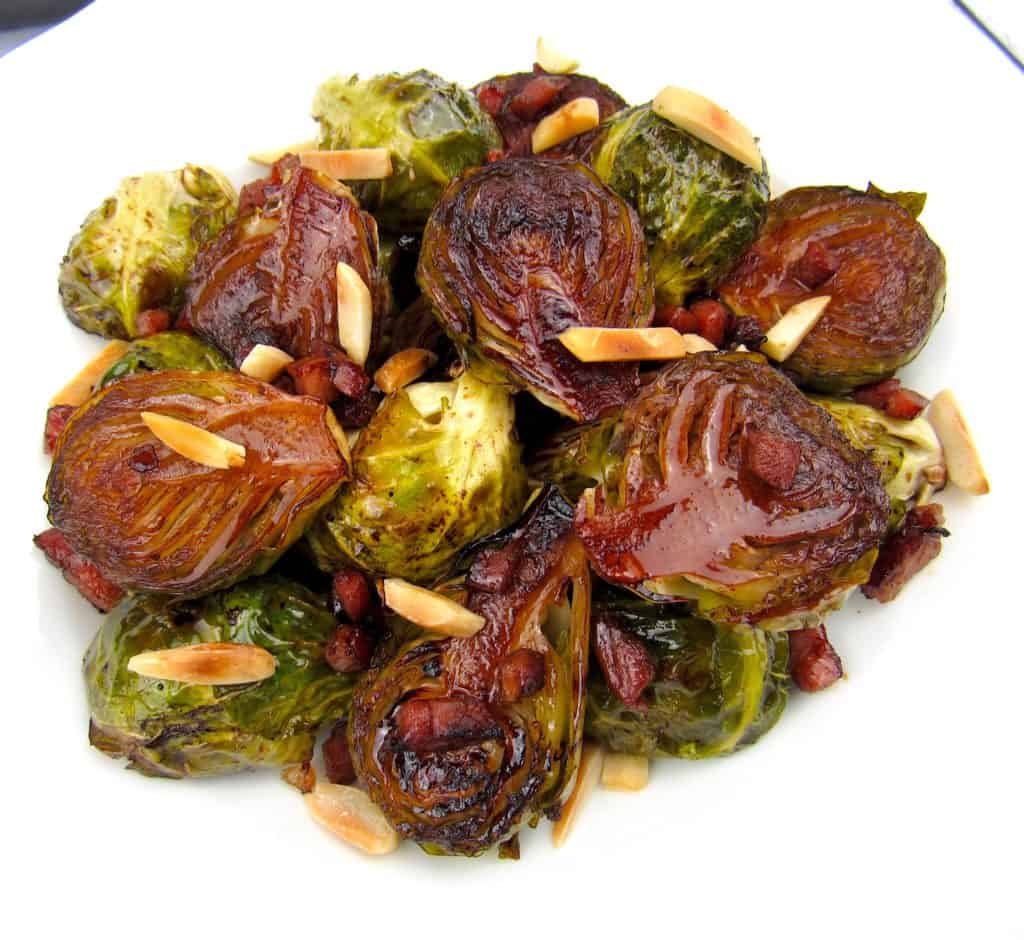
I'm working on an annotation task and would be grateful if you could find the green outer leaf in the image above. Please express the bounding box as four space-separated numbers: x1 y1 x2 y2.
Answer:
97 331 230 388
866 182 927 218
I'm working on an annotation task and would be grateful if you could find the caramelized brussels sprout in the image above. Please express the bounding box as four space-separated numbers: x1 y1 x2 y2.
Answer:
417 158 654 421
46 370 349 598
86 577 355 778
718 186 946 392
97 331 229 388
181 155 387 365
586 590 788 757
59 165 236 338
349 488 590 855
306 371 528 583
313 70 501 231
537 352 889 630
589 104 769 305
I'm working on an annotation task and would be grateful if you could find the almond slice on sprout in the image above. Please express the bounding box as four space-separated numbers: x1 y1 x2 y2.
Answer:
652 86 762 171
552 743 603 847
140 411 246 470
559 326 716 362
535 37 580 74
50 340 131 407
532 97 600 154
760 296 831 362
374 348 438 394
600 753 649 792
305 781 400 855
926 390 989 495
248 140 318 166
382 578 485 637
127 642 275 685
299 149 393 180
239 343 294 382
336 262 373 367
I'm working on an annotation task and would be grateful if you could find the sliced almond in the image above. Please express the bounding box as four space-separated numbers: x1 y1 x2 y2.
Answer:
248 140 318 166
299 149 393 180
304 781 400 855
532 97 600 154
559 326 716 362
127 642 275 685
926 390 989 495
760 296 831 362
50 340 131 407
239 343 294 382
405 381 456 419
140 411 246 470
552 743 603 848
382 578 486 637
600 753 649 792
336 262 373 367
373 348 438 394
535 36 580 74
652 86 762 171
323 408 353 467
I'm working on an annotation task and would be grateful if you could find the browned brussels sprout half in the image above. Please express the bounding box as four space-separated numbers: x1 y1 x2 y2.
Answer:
349 488 591 856
45 370 349 598
718 186 946 393
180 155 388 365
417 159 654 421
552 352 889 630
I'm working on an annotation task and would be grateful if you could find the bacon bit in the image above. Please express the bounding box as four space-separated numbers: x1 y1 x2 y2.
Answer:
466 544 518 594
135 308 172 337
496 649 547 703
324 624 374 673
282 761 316 793
43 404 74 455
743 430 801 490
393 696 501 752
690 299 731 348
728 314 766 350
34 528 125 612
654 304 700 334
322 720 357 785
286 346 369 404
853 378 902 410
594 613 655 709
331 569 373 623
477 84 504 116
510 75 562 119
863 503 948 603
853 378 928 420
332 388 381 429
790 241 840 289
788 625 844 692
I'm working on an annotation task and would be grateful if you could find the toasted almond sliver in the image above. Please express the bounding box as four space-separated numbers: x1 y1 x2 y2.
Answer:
535 36 580 74
336 261 373 367
405 381 456 419
49 340 131 407
239 343 294 382
382 578 486 637
559 326 716 362
652 86 762 171
299 148 393 180
926 390 989 495
127 642 275 685
248 140 318 166
140 411 246 470
760 295 831 362
600 753 649 792
532 97 600 154
305 782 400 855
323 408 353 467
552 743 603 848
374 348 438 394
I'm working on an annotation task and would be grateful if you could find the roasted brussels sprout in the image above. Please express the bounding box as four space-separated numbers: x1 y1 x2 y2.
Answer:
586 590 788 757
589 104 769 305
59 166 236 338
46 370 349 598
536 352 890 630
313 70 502 231
717 186 946 392
86 576 356 777
306 371 528 583
97 331 230 388
181 155 387 365
417 158 654 421
349 488 590 855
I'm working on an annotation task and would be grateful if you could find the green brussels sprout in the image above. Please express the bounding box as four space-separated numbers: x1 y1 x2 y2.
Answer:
97 331 230 388
85 576 356 778
59 166 237 338
307 371 528 582
586 590 788 758
313 70 502 231
589 104 769 305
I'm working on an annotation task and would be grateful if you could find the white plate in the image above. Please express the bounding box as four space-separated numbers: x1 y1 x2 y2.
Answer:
2 1 1021 937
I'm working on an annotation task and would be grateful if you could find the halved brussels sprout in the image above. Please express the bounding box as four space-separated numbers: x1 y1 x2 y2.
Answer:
349 487 590 855
718 186 946 392
417 158 654 421
313 70 502 231
586 589 788 758
306 370 527 583
59 165 236 338
86 576 355 778
589 104 769 305
46 370 349 598
97 331 230 388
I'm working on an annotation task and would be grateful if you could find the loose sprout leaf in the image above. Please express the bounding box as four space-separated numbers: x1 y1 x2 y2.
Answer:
97 332 230 389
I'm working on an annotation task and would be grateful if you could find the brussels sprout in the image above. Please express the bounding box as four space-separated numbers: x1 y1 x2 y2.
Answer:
86 576 355 778
589 104 769 306
97 331 230 388
586 590 788 758
417 158 654 421
536 352 890 630
306 370 527 583
59 165 236 338
349 487 591 855
718 186 946 392
313 70 502 231
46 370 349 598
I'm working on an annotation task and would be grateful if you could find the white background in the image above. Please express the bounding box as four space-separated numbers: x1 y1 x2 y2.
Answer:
1 1 1022 937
